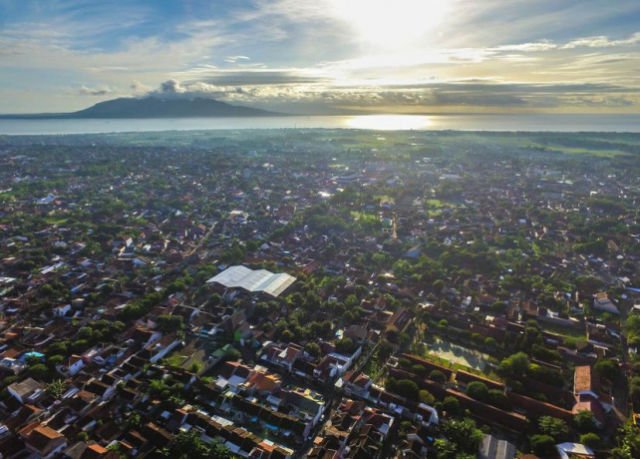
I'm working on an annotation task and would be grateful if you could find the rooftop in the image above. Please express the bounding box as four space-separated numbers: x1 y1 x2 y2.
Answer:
207 265 296 297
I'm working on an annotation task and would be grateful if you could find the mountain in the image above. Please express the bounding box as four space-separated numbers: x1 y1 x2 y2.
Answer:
0 96 282 118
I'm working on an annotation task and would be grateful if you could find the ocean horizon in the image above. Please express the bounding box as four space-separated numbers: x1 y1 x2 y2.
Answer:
0 113 639 135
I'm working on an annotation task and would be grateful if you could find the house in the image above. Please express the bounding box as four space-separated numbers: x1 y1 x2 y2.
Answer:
479 435 516 459
313 350 360 382
344 324 368 343
215 361 253 390
242 369 282 394
66 354 85 376
0 356 26 374
555 442 595 459
54 304 72 317
343 372 373 397
20 424 67 458
63 441 119 459
592 292 619 315
147 335 181 363
286 388 326 436
7 377 45 403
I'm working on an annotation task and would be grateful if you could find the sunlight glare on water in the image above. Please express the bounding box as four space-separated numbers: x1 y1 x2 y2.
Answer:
345 115 431 130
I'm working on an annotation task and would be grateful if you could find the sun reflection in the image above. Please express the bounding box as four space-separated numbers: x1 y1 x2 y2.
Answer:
345 115 431 131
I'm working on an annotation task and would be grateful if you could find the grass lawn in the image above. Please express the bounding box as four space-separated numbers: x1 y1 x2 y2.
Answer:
164 340 206 372
539 322 586 340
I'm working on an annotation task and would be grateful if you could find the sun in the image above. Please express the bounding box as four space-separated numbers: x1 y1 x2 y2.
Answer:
328 0 451 50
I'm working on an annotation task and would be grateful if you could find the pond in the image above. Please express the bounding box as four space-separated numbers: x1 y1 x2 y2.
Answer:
424 337 493 372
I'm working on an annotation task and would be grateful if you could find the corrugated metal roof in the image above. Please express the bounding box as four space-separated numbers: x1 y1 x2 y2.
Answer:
207 265 296 297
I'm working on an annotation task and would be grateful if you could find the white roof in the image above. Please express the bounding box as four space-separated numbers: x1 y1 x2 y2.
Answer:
556 443 595 459
207 265 296 297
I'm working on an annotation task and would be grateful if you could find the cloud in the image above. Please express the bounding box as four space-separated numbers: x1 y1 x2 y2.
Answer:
130 80 152 94
78 85 112 96
493 41 558 52
562 32 640 49
194 70 329 86
159 79 185 94
1 0 639 113
224 55 251 63
138 76 639 114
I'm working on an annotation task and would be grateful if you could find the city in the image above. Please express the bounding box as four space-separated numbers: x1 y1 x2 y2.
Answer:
0 130 639 458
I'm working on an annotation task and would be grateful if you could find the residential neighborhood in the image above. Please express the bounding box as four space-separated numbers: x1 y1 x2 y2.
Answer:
1 129 640 458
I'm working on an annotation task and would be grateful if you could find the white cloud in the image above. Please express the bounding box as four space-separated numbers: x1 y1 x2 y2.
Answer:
1 0 639 113
224 55 251 63
562 32 640 49
78 85 112 96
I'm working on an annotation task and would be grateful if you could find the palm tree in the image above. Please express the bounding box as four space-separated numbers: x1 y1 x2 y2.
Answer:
47 379 67 399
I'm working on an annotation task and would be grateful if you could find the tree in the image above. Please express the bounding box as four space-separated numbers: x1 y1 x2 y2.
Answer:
156 314 185 333
222 347 241 362
47 341 69 355
498 352 530 380
490 301 508 314
78 326 94 341
530 434 555 457
630 376 640 407
466 381 489 402
126 412 142 429
432 279 445 293
538 416 569 441
574 410 598 434
335 337 356 355
28 363 49 381
378 340 393 360
442 396 461 416
593 359 620 384
487 389 510 410
429 369 447 384
412 364 427 377
46 379 67 399
160 429 232 459
70 339 90 354
611 421 640 459
484 337 497 349
434 439 458 459
305 342 320 358
575 275 605 296
280 329 294 342
528 363 563 387
47 354 65 370
419 389 435 405
439 418 483 456
580 432 601 449
387 378 419 400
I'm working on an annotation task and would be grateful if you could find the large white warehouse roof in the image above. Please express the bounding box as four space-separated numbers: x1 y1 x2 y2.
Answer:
207 265 296 297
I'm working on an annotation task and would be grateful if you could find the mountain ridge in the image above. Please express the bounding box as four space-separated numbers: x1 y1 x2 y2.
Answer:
0 96 283 119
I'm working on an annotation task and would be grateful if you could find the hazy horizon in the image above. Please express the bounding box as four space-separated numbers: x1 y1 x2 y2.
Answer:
2 113 640 136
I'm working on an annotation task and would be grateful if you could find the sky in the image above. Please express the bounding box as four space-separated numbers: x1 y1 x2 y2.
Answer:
1 0 639 114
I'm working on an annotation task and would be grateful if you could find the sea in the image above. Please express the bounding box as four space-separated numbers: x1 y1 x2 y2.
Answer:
0 113 639 135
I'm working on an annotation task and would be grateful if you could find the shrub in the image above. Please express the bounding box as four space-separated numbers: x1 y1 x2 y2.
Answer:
530 434 555 457
466 381 489 402
429 369 447 384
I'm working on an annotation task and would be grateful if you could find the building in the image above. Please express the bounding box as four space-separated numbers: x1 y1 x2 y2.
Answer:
7 378 45 404
207 265 296 298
